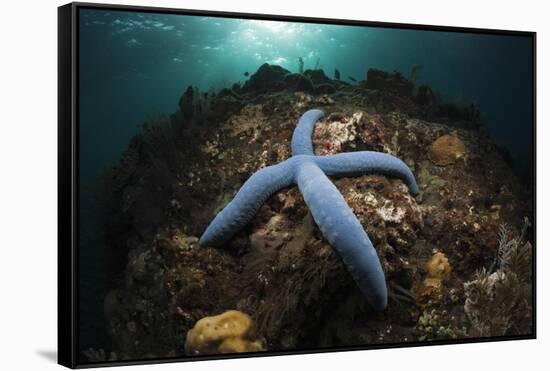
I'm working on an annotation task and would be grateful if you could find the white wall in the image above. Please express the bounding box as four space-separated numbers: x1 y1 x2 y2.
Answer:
0 0 546 369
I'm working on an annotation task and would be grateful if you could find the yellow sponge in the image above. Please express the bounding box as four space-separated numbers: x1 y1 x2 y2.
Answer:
185 310 264 355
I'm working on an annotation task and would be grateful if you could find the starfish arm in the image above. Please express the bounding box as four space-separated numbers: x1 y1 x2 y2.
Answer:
296 159 388 310
199 161 296 247
315 151 420 196
291 109 325 156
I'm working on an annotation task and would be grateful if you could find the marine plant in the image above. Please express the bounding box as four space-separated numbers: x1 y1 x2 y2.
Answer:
463 218 532 337
199 109 419 310
409 64 422 84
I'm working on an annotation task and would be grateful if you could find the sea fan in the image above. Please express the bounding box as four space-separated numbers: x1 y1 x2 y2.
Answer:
463 217 532 337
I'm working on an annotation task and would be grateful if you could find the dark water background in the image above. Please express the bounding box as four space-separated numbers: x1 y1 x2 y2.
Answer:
77 8 533 350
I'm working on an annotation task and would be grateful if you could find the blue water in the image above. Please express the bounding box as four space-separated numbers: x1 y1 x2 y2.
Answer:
77 7 533 350
79 8 533 185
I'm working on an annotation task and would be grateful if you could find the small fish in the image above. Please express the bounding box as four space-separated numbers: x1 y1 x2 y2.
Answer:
244 72 249 77
348 76 357 82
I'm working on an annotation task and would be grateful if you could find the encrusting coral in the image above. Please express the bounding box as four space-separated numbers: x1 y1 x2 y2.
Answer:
428 134 466 166
185 310 264 355
199 109 419 311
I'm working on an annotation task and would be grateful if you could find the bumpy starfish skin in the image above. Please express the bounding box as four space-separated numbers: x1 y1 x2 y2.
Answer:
200 109 419 310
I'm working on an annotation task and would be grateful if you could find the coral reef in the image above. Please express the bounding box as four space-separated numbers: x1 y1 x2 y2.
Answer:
86 63 533 361
185 310 264 355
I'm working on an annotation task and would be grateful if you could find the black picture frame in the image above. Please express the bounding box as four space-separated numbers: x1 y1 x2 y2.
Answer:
58 2 537 368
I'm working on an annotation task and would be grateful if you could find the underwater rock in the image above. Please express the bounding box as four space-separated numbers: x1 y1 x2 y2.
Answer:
303 68 331 84
316 95 335 105
242 63 291 93
312 112 360 156
435 103 462 119
185 310 264 355
211 93 243 119
314 83 336 95
217 87 243 100
431 103 481 130
199 109 419 311
283 73 314 93
365 69 415 97
231 82 242 93
415 85 436 106
225 104 268 140
428 134 466 166
241 64 322 94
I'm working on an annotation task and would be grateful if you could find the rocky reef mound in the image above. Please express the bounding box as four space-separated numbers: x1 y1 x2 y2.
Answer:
84 64 533 362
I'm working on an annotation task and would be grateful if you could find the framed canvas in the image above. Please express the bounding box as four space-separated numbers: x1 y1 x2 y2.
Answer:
58 2 536 368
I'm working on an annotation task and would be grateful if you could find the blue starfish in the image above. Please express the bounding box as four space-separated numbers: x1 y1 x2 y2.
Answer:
200 109 419 310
